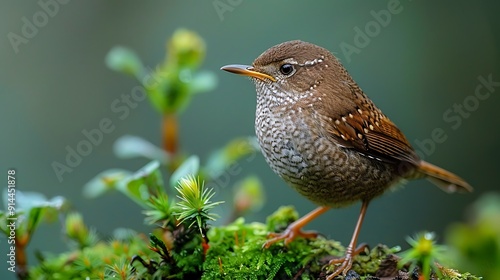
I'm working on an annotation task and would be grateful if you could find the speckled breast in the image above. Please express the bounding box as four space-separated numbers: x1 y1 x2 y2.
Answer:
255 106 402 207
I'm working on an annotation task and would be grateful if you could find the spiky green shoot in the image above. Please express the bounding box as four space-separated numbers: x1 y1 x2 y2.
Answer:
174 175 223 236
399 232 447 280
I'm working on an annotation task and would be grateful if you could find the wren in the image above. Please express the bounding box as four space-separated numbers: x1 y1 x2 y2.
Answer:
221 40 472 278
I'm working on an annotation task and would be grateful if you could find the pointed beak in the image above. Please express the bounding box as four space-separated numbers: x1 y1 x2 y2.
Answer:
220 64 276 82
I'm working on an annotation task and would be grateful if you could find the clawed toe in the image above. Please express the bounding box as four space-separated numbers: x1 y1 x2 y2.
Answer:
326 257 353 279
263 206 330 248
325 243 367 279
263 228 318 248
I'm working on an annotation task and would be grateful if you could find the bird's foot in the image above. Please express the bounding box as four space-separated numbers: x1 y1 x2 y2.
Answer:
325 243 367 280
263 226 318 248
262 206 330 249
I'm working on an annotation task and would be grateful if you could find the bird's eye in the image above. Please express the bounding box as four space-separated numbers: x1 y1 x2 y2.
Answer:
279 64 294 76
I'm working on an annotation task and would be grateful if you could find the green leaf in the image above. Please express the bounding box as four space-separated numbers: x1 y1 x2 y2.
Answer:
204 137 259 179
169 155 199 189
1 190 66 237
145 78 168 113
11 191 44 211
163 74 191 114
82 169 132 198
26 207 45 236
105 46 144 78
0 212 6 234
122 178 150 208
190 71 217 94
11 190 66 213
116 161 164 208
113 135 170 163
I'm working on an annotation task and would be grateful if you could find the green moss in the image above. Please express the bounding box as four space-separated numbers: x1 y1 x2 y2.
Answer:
203 207 402 280
203 215 343 279
29 233 151 279
25 204 483 280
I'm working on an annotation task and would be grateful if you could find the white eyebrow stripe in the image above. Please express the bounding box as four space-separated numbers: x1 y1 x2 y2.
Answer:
282 56 325 67
301 57 324 66
283 58 299 64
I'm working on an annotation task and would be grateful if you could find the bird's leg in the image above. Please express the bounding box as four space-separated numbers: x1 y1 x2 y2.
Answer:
326 200 370 279
263 206 330 248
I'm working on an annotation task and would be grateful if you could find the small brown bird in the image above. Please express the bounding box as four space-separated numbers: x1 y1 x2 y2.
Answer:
221 40 472 278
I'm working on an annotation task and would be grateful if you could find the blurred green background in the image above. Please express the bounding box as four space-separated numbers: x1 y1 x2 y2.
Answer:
1 1 499 278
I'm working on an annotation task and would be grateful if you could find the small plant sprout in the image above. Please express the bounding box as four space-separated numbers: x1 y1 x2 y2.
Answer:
65 212 98 249
174 175 223 237
106 259 134 280
144 192 173 227
399 232 447 280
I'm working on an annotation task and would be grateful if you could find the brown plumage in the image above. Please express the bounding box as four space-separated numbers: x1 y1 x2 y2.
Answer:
221 40 472 278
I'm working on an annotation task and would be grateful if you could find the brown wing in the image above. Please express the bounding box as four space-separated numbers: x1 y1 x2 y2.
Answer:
325 86 420 166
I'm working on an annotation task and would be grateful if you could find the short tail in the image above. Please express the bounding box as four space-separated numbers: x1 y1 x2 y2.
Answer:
418 161 473 193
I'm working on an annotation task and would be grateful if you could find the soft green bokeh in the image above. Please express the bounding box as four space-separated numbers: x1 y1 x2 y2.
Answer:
446 193 500 279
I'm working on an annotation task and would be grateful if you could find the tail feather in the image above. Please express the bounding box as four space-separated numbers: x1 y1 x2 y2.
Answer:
418 161 473 193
